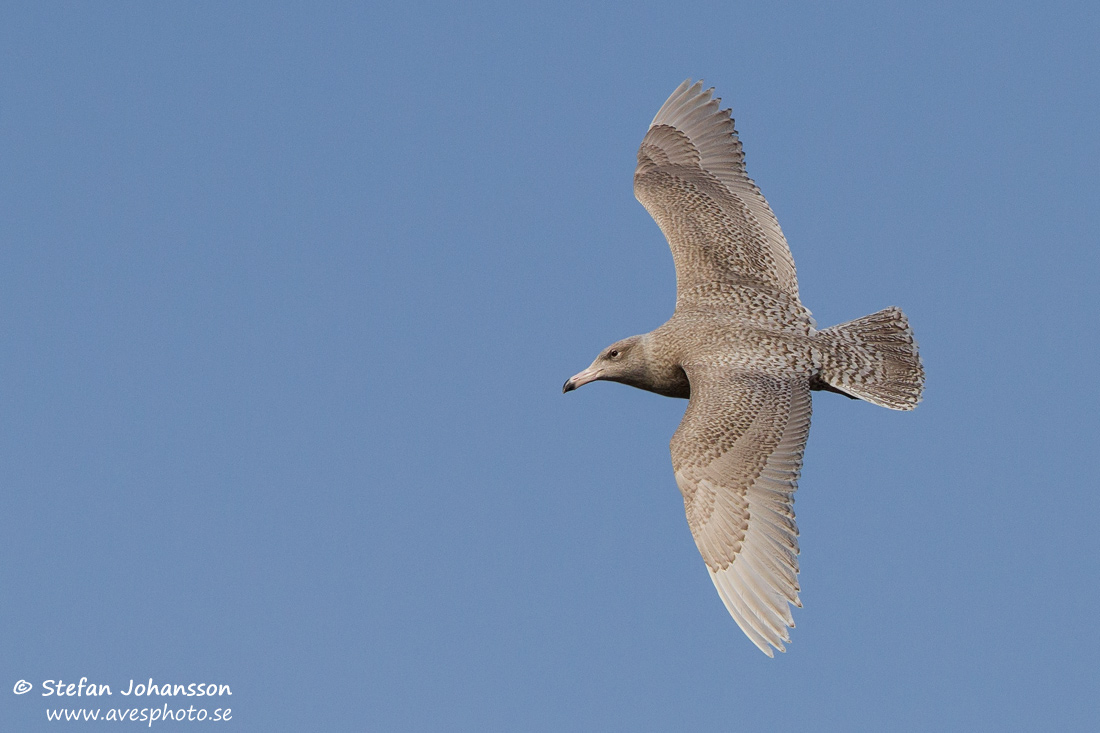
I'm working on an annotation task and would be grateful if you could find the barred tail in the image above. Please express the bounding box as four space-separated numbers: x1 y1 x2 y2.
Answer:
814 306 924 411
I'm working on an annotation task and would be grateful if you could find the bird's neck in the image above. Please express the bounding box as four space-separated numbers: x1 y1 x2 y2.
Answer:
632 332 690 399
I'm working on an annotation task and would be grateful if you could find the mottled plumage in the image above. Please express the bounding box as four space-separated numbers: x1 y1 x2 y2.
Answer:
564 80 924 656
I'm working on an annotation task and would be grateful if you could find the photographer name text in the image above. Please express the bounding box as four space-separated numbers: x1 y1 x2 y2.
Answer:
40 678 231 697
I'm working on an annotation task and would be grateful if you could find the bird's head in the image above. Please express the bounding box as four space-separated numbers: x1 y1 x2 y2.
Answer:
563 335 648 393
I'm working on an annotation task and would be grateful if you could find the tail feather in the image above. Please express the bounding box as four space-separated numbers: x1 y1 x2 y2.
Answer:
815 307 924 411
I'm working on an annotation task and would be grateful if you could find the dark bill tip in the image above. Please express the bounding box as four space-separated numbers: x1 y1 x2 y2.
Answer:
562 378 576 394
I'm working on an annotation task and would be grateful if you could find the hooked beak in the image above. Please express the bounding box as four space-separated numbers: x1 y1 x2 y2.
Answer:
562 366 603 393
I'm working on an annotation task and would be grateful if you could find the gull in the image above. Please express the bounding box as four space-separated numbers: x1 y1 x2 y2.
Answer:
563 80 924 656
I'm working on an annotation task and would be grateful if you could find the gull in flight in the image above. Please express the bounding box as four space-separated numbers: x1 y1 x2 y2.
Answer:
563 80 924 656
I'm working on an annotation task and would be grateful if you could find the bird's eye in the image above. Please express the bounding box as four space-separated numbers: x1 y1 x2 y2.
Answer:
609 349 620 358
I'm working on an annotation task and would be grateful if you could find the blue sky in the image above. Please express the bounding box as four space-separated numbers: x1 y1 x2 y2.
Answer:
2 2 1098 730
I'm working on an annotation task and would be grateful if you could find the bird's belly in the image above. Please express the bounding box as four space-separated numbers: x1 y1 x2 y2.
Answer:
683 327 816 377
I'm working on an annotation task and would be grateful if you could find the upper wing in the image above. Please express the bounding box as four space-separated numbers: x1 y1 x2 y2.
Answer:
635 80 802 311
670 367 811 656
